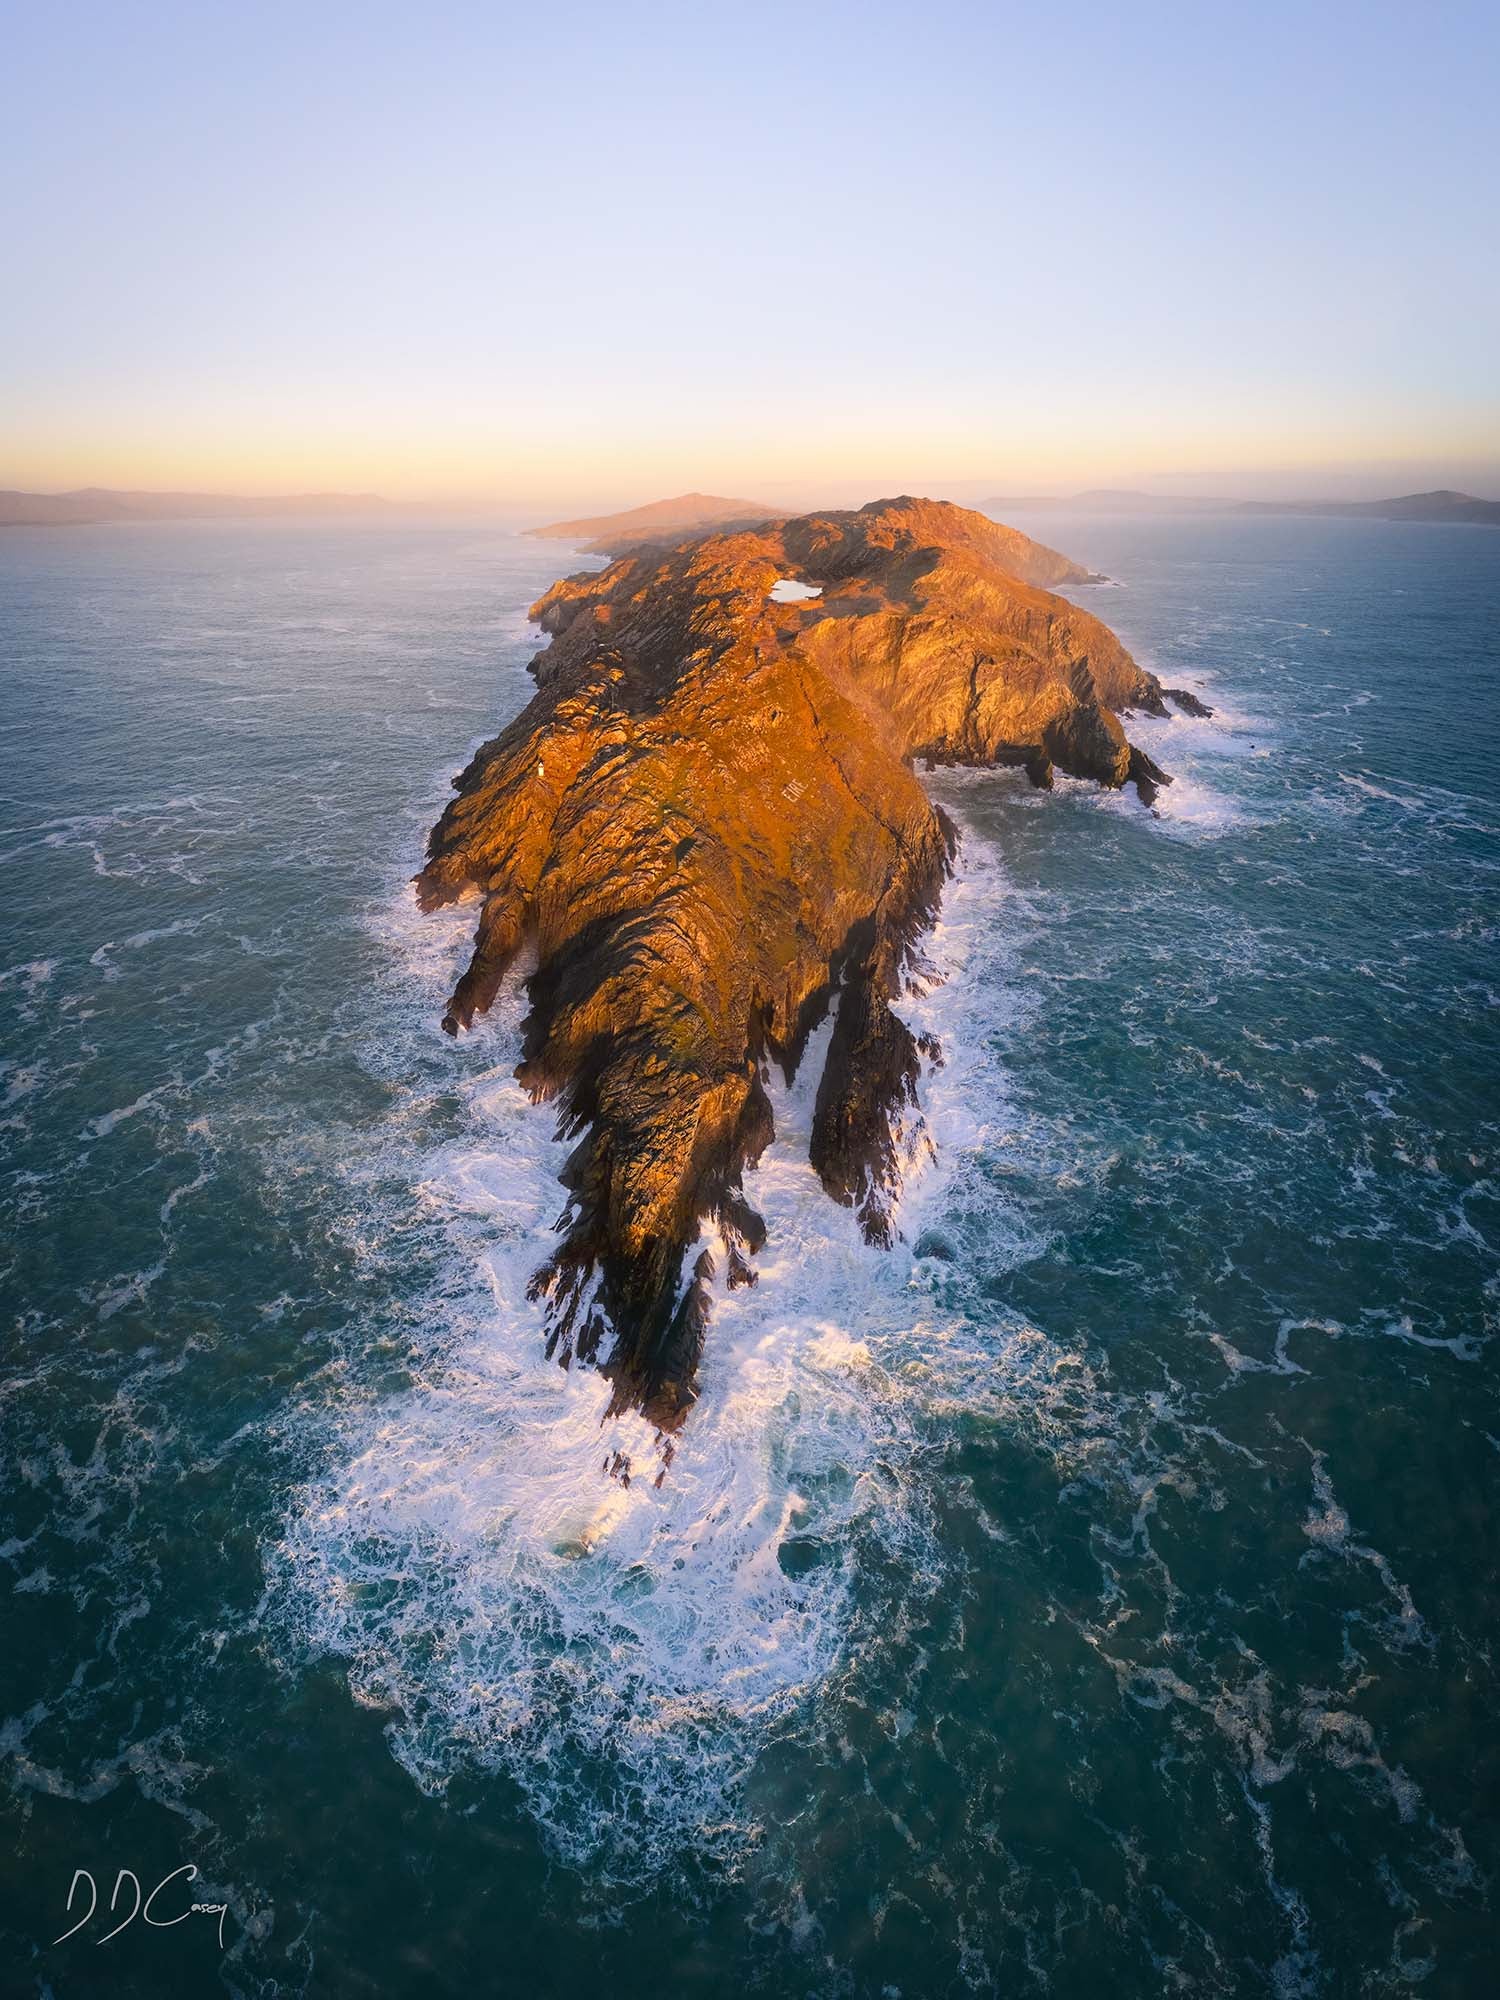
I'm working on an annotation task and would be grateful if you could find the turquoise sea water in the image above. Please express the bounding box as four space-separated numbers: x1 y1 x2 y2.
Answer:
1 513 1496 1997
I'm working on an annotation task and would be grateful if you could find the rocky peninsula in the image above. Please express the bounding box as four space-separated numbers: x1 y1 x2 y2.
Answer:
528 490 783 552
419 498 1208 1428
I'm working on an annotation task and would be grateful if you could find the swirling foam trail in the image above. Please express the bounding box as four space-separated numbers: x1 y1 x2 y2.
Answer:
270 830 1085 1885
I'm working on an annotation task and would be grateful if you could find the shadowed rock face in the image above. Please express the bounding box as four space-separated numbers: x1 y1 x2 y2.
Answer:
418 497 1196 1427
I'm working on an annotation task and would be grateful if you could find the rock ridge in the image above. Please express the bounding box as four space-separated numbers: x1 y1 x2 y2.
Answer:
418 497 1205 1427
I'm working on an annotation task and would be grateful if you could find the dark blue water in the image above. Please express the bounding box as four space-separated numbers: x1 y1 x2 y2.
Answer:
2 513 1496 1996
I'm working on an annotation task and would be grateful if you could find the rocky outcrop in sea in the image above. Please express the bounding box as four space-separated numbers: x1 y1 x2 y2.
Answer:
418 498 1208 1425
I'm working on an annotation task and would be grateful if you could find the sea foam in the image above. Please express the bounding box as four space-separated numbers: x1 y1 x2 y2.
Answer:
268 825 1082 1886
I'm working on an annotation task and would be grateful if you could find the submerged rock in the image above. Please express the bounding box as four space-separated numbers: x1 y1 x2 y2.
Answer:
418 497 1184 1426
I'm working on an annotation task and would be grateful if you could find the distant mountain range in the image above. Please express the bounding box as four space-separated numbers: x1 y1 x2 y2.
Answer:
983 488 1500 525
10 483 1493 536
529 491 783 550
0 487 392 527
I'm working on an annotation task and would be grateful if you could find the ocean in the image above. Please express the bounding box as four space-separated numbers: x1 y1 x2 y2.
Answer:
1 511 1495 1997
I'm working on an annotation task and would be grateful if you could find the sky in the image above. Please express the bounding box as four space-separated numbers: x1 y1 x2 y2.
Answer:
3 0 1498 507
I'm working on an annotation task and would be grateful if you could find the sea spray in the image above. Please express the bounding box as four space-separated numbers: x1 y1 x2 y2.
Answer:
267 824 1097 1887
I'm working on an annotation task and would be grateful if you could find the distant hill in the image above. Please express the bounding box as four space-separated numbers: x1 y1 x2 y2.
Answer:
529 491 784 551
0 487 392 527
984 487 1500 525
1237 489 1500 524
985 489 1235 515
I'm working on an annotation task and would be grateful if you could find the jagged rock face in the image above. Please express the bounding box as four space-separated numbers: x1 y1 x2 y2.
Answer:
418 497 1185 1427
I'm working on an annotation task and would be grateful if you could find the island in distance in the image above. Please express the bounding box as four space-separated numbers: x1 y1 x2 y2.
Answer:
420 496 1212 1449
527 490 788 552
984 486 1500 524
0 487 392 526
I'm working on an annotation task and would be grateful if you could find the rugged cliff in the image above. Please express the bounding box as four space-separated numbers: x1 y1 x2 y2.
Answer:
418 497 1206 1427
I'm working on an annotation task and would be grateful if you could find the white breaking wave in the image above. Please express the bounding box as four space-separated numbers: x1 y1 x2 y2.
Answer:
268 826 1088 1887
1124 695 1270 834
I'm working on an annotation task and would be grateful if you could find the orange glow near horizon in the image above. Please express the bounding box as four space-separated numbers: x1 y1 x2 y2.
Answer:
5 404 1499 511
5 6 1497 518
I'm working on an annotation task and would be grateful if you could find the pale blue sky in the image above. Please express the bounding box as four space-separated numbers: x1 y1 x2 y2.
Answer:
4 0 1497 503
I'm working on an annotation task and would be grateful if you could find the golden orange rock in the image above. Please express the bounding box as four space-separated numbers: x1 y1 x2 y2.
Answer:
419 498 1203 1426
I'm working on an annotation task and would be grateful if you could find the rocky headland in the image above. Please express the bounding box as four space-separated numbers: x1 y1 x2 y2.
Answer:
983 486 1500 525
0 487 391 527
418 497 1209 1429
529 491 784 552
